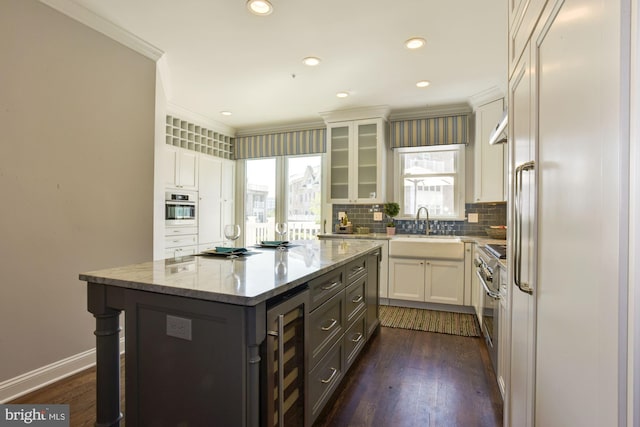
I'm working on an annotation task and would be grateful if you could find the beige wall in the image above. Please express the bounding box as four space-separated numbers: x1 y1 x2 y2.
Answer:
0 0 155 382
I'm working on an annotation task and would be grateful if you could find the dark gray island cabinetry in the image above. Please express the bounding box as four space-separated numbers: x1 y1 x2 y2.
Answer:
80 239 381 427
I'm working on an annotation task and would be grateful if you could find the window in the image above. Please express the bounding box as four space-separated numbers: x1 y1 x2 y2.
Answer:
394 145 465 219
243 155 322 246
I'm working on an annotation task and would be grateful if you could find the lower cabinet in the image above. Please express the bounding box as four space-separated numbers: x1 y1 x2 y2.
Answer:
164 226 198 258
306 252 379 425
389 257 464 305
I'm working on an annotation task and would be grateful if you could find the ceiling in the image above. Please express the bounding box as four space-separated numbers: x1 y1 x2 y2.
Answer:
66 0 507 133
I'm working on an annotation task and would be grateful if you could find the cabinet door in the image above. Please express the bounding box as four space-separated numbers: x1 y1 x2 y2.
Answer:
221 161 235 230
424 260 464 305
497 268 509 399
389 258 425 301
355 120 380 201
178 150 198 189
328 124 351 202
508 0 547 78
198 156 222 245
163 146 179 187
327 119 386 204
509 41 536 427
365 250 380 337
164 146 198 190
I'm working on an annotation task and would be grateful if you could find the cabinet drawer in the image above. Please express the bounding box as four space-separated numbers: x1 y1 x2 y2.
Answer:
309 338 344 424
309 291 345 368
309 268 345 311
345 275 366 325
165 235 197 248
345 256 367 283
165 226 198 237
344 310 367 370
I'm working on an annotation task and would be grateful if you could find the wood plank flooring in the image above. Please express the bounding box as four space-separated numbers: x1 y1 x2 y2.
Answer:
314 327 503 427
9 327 502 427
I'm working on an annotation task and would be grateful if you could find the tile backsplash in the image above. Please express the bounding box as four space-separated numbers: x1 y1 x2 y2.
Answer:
331 202 506 236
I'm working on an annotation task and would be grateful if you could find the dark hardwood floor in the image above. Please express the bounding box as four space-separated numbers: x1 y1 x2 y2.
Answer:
315 327 503 427
9 327 502 427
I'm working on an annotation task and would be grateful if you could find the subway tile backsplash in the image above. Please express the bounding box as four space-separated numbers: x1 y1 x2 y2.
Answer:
331 202 506 236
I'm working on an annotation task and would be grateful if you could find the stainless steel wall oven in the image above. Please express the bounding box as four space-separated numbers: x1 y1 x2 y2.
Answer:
165 191 197 226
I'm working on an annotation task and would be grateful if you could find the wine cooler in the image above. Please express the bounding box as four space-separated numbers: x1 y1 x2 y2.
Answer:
262 288 309 427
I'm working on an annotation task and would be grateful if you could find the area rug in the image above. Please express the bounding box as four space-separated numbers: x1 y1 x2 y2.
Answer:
379 305 481 337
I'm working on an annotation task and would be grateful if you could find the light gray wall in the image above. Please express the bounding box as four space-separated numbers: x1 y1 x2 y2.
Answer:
0 0 155 382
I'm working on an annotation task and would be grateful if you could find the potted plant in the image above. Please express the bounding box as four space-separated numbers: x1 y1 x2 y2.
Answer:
383 202 400 235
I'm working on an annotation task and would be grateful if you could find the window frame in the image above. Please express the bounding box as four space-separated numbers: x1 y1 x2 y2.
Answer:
393 145 466 220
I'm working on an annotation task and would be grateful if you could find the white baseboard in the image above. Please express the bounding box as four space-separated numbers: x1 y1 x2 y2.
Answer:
0 338 125 403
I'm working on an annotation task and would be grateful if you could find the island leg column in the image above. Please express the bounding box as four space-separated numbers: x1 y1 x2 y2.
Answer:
88 283 123 427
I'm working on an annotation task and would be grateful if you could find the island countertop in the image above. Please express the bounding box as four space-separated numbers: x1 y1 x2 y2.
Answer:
79 239 382 306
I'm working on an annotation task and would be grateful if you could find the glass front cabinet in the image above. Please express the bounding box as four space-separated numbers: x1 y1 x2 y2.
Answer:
327 118 387 204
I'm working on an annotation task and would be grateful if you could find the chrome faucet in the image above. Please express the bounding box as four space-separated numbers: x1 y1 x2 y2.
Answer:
416 206 430 235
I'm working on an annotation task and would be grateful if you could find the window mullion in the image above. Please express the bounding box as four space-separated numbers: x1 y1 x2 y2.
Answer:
275 156 286 224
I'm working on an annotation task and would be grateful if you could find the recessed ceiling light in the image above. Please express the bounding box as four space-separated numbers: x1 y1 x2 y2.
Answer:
220 111 233 116
416 80 431 88
247 0 273 15
336 92 349 98
405 37 426 49
302 57 321 66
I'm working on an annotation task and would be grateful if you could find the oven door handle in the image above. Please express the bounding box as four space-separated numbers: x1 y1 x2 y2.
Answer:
477 270 501 300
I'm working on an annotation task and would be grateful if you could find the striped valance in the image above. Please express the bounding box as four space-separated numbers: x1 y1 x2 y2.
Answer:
390 115 469 148
235 128 326 159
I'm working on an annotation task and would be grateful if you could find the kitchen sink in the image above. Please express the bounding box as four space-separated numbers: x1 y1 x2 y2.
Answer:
389 236 464 259
394 234 461 240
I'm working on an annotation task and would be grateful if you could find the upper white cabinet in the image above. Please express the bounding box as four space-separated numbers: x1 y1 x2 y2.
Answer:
327 118 387 204
164 145 198 190
508 0 546 78
474 98 506 202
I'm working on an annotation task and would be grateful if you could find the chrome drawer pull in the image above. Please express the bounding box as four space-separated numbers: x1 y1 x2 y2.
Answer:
351 333 363 343
351 295 363 303
350 266 365 275
321 281 341 291
321 319 338 331
320 367 338 384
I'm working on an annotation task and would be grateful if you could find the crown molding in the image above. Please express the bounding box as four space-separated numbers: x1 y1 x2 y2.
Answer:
39 0 164 61
319 105 391 123
468 86 505 110
388 103 472 121
166 102 237 136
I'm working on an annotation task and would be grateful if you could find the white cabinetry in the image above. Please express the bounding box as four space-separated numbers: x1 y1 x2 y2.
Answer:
497 267 509 399
327 118 386 203
164 145 198 190
389 257 464 305
471 245 484 327
474 98 506 202
164 226 198 258
198 156 235 251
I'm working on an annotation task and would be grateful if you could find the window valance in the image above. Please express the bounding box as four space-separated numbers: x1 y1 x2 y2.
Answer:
235 128 326 159
390 115 469 148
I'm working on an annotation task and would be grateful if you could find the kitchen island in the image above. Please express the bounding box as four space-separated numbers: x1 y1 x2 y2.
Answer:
80 239 382 426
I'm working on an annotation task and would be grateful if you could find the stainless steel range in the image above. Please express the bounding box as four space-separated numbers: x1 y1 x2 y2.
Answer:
474 245 503 372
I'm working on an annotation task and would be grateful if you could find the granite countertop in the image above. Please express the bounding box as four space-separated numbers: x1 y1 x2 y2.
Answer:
318 232 508 268
318 232 506 246
79 239 382 306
